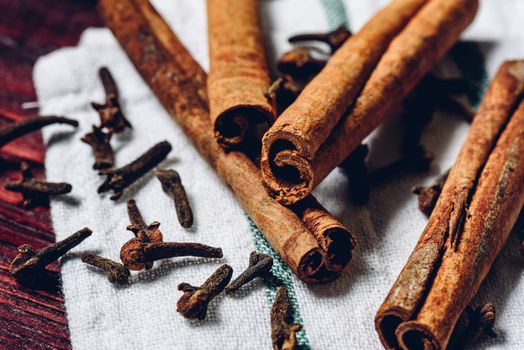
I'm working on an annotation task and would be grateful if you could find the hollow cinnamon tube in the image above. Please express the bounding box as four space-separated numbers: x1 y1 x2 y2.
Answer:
261 0 426 194
375 60 524 350
99 0 355 283
261 0 479 205
207 0 275 149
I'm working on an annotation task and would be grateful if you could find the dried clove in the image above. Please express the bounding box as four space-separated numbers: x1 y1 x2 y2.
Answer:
177 264 233 320
91 67 131 133
402 73 473 164
81 125 114 170
10 227 92 285
5 162 72 208
340 144 370 205
452 303 496 349
265 76 303 115
271 287 302 350
98 140 172 200
277 47 326 80
126 199 163 243
81 253 130 285
0 115 78 149
225 251 273 294
120 239 222 271
413 170 450 216
288 25 352 52
156 169 193 228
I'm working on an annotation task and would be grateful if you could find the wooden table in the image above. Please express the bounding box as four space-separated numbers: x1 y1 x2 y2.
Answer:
0 1 100 347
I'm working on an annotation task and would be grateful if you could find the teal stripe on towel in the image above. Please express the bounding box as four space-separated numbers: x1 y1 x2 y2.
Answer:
321 0 349 29
246 1 350 349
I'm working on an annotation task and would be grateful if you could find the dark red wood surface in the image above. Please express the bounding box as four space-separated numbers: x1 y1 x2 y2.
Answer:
0 1 100 348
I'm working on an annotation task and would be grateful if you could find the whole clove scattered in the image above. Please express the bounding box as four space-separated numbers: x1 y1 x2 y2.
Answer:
340 144 370 205
81 253 130 285
452 303 496 349
5 162 73 208
126 199 163 243
177 264 233 320
0 115 78 149
120 239 223 271
412 170 450 216
288 26 352 52
91 67 132 133
225 251 273 294
277 47 326 80
270 287 302 350
10 227 92 285
265 76 302 114
81 125 114 170
98 140 172 200
156 169 193 228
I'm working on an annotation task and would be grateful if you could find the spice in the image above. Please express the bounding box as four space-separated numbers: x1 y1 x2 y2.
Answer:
412 170 450 216
81 125 114 170
375 61 524 350
265 76 302 115
207 0 275 149
288 25 352 52
451 303 496 349
91 66 131 133
270 287 302 350
261 0 478 206
177 264 233 320
0 115 78 149
120 239 223 271
81 253 130 285
339 144 369 205
98 140 171 200
225 251 273 294
261 0 430 206
276 47 326 80
5 162 72 208
156 169 193 228
10 227 92 285
100 0 354 284
402 74 473 162
126 199 163 243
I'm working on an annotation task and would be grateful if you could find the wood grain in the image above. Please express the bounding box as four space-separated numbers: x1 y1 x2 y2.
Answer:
0 0 100 348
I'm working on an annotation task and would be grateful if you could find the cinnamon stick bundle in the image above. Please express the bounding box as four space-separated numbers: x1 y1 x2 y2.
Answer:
207 0 275 149
261 0 479 205
98 0 355 283
375 61 524 350
261 0 426 199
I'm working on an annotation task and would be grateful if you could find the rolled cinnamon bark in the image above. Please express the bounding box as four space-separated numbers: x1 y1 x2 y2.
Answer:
261 0 426 197
375 61 524 350
261 0 479 205
99 0 355 283
207 0 275 149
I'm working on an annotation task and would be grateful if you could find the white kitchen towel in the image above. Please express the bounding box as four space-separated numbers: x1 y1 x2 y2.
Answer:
33 0 524 349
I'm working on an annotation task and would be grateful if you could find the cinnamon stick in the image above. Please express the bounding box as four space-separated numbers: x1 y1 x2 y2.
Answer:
261 0 479 205
207 0 275 149
375 60 524 350
98 0 355 283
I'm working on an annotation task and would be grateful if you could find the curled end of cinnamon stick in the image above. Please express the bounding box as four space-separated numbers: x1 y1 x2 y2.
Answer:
296 248 339 284
396 321 441 350
375 307 412 350
261 138 314 206
214 105 274 149
293 196 356 274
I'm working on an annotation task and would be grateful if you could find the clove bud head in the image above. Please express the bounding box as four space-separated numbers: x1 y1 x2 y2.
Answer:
177 264 233 320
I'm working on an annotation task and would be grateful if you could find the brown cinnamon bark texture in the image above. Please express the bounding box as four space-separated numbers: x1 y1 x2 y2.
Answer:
261 0 426 197
375 61 524 350
261 0 479 205
207 0 275 149
98 0 355 283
